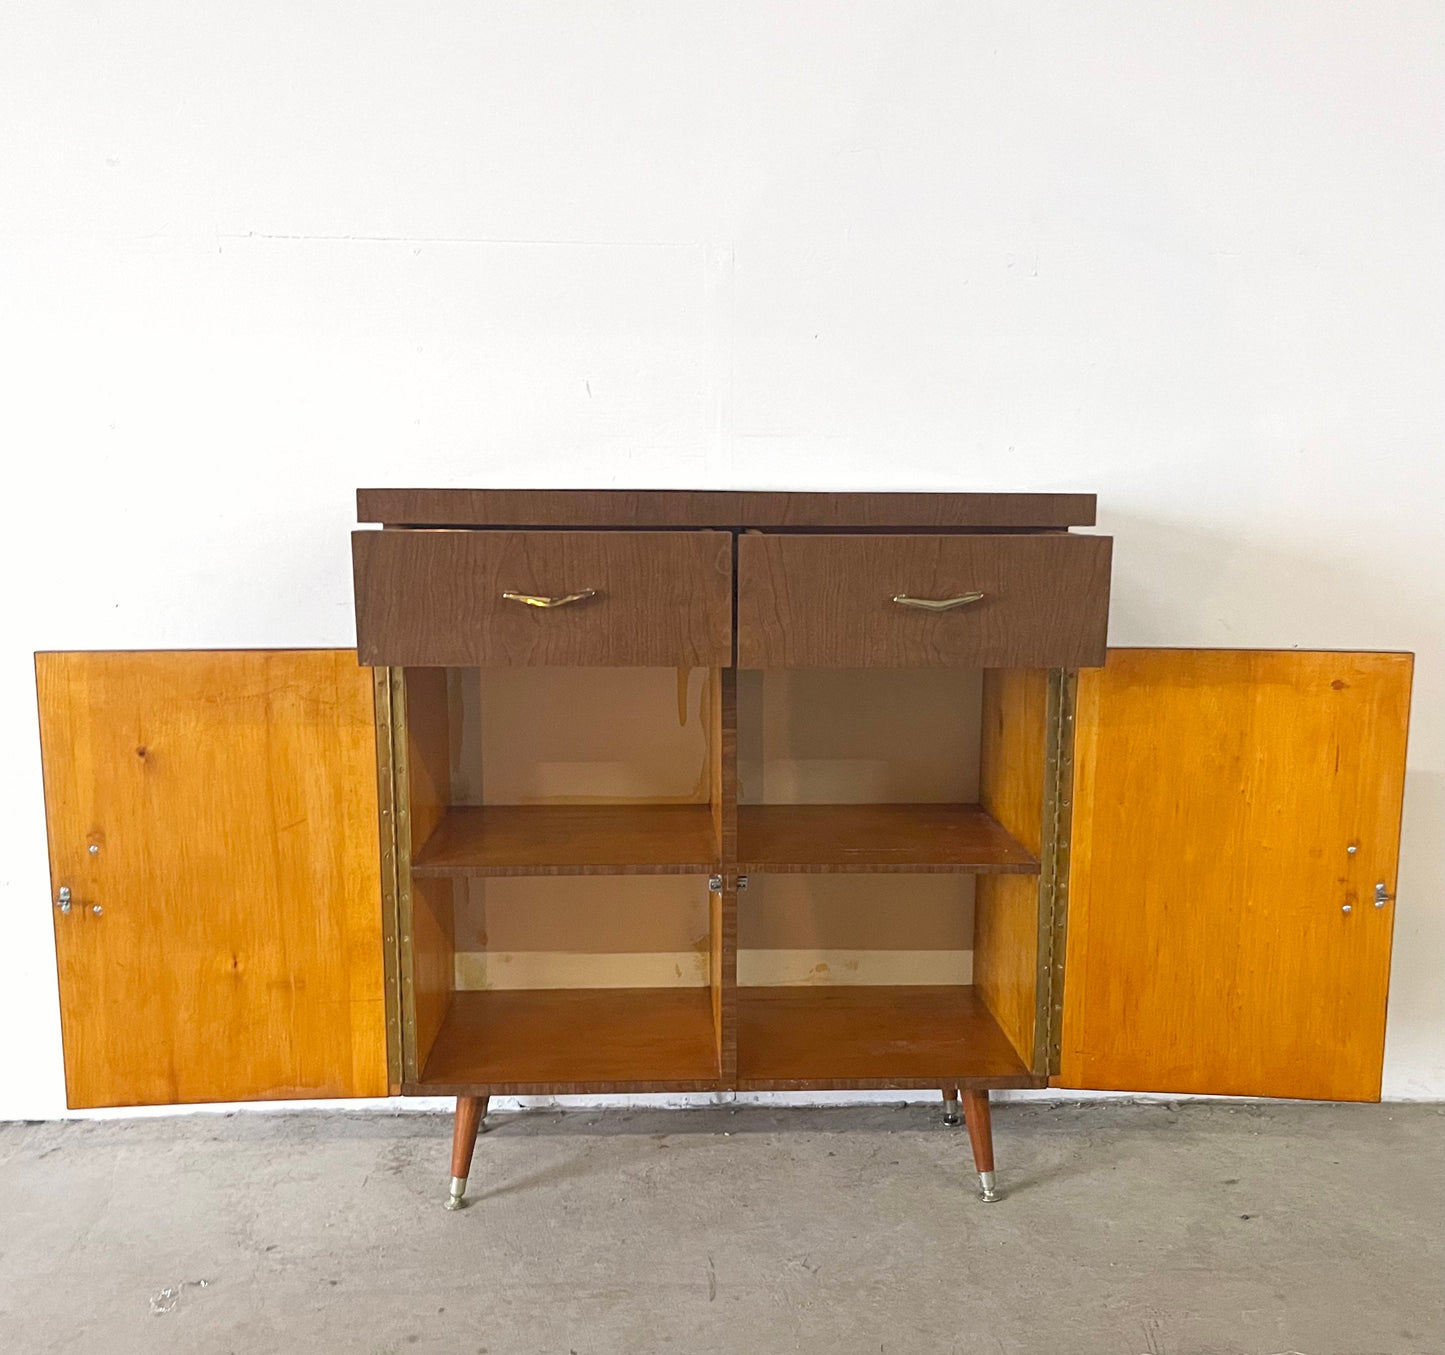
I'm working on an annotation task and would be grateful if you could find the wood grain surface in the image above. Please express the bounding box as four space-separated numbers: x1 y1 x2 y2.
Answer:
353 529 733 667
973 669 1050 1067
416 988 720 1093
358 488 1098 530
410 804 719 875
735 803 1038 873
409 876 455 1078
962 1089 995 1173
1059 649 1412 1102
402 668 455 1074
735 985 1035 1089
35 650 387 1108
736 533 1112 668
450 1095 487 1180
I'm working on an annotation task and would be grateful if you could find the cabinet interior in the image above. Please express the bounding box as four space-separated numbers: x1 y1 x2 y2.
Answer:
394 665 1051 1093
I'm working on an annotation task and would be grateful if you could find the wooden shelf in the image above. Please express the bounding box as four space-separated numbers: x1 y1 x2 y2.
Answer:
736 985 1034 1089
416 989 720 1093
736 804 1039 874
411 805 718 877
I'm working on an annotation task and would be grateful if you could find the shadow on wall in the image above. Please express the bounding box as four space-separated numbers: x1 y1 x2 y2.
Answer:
1100 509 1443 654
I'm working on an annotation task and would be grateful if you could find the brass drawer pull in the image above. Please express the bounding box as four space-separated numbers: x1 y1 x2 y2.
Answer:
891 592 985 612
501 589 598 609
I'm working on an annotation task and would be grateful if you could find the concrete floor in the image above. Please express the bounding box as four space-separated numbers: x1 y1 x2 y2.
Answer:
1 1102 1441 1355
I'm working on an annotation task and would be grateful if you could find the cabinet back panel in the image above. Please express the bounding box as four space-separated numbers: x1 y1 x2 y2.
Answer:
736 671 983 991
738 875 973 986
737 668 980 804
35 650 387 1108
452 876 712 989
475 667 712 804
1060 648 1412 1102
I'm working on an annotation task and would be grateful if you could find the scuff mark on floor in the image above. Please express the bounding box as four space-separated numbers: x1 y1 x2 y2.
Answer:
149 1278 210 1315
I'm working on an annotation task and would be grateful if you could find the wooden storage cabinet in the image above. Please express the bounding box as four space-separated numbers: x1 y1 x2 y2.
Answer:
35 489 1412 1210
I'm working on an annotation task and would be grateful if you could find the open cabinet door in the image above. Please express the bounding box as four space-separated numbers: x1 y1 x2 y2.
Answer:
1058 649 1411 1102
36 650 390 1108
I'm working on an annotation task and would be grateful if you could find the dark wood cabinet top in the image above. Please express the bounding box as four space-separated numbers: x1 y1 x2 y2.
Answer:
356 487 1096 530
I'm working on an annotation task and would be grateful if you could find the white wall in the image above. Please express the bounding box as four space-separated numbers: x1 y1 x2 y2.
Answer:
1 2 1440 1119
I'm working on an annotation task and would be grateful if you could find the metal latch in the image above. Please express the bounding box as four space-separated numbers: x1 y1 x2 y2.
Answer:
1375 882 1394 909
56 886 71 914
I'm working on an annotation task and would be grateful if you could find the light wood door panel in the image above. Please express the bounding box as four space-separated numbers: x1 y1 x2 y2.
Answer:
1059 649 1411 1102
36 650 388 1108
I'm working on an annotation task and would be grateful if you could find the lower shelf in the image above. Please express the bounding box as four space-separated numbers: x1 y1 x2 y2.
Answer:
417 988 720 1094
736 985 1034 1089
412 985 1035 1095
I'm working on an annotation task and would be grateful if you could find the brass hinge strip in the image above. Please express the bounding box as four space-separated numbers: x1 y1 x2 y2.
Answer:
372 666 403 1091
389 667 420 1084
1035 667 1078 1077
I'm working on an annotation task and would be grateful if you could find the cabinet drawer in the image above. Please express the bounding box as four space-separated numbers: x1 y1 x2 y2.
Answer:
736 533 1111 668
353 529 733 667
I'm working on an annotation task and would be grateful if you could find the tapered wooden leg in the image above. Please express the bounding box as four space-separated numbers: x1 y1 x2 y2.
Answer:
941 1086 961 1125
445 1095 488 1210
962 1089 998 1202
